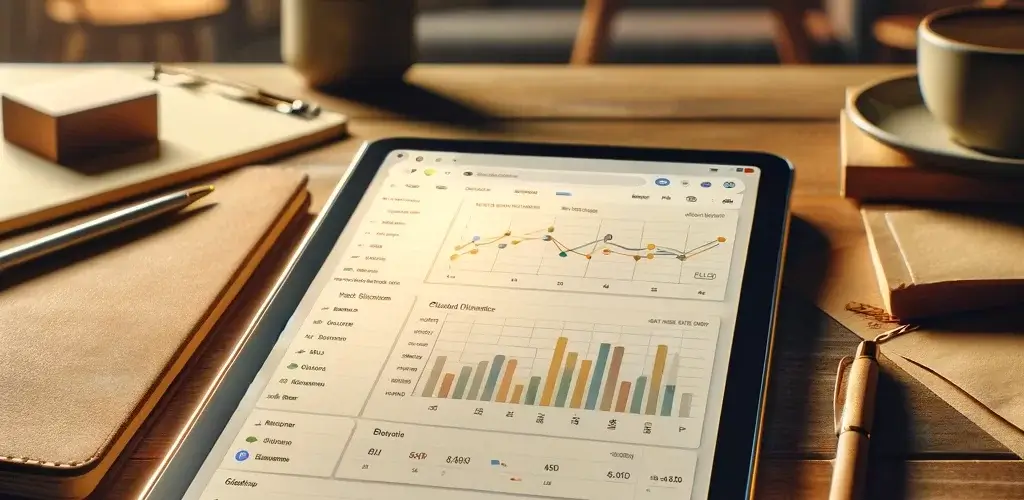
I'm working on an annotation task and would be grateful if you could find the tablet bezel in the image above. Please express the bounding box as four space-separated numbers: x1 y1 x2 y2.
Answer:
139 138 793 500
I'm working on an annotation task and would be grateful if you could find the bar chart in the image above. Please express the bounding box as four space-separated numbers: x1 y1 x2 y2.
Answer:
365 298 721 448
418 337 697 419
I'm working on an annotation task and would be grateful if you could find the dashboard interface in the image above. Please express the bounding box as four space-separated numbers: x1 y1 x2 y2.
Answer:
185 150 762 500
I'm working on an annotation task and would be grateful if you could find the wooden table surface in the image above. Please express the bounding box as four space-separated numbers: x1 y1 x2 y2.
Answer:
4 64 1022 499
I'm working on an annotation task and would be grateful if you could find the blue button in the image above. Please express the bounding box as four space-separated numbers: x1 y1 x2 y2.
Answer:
724 181 736 188
235 450 250 462
700 181 712 188
655 178 670 186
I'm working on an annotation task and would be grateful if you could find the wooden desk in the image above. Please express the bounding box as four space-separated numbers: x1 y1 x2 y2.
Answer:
3 64 1021 499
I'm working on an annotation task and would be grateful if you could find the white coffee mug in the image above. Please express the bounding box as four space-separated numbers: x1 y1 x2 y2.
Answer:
281 0 417 88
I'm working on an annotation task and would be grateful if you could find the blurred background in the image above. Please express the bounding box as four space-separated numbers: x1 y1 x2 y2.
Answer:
0 0 985 65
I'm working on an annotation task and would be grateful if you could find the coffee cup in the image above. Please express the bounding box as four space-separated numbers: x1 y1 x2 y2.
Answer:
917 4 1024 158
281 0 417 88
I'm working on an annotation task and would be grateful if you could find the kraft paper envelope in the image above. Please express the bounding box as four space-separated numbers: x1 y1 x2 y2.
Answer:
785 197 1024 457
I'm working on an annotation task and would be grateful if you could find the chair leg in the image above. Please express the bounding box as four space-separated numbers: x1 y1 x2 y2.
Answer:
570 0 622 65
772 0 813 64
140 32 161 62
180 28 203 61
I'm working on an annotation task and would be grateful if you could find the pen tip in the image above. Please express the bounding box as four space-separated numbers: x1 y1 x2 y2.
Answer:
188 185 215 199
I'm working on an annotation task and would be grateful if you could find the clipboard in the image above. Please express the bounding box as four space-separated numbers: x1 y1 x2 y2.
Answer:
0 64 347 236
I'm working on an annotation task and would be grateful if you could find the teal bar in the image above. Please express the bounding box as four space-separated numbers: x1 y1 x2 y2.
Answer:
453 366 473 399
525 376 542 405
585 343 610 410
661 385 676 416
467 361 489 400
480 355 506 401
630 376 647 414
554 360 577 407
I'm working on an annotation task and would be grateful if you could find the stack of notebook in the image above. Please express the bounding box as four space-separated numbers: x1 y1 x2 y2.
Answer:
840 89 1024 321
0 67 344 499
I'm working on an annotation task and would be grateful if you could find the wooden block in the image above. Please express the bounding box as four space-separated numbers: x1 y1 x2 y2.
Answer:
841 88 1024 203
1 70 158 165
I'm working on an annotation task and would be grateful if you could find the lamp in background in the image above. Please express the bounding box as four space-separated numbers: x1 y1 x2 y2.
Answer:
281 0 417 88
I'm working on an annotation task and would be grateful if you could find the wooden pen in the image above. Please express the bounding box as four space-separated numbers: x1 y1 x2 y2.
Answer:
829 340 879 500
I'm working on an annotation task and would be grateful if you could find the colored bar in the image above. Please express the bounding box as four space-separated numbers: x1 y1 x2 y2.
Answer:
615 381 631 412
661 385 676 416
570 360 593 409
480 355 506 401
630 376 647 414
495 359 518 402
525 376 542 405
467 361 489 400
585 343 611 410
646 345 669 415
541 337 568 406
453 366 472 399
421 355 447 397
438 373 456 398
600 346 625 411
679 393 693 418
510 384 524 404
554 352 578 407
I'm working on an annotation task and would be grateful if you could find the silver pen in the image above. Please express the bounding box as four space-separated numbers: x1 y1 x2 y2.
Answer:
0 185 214 272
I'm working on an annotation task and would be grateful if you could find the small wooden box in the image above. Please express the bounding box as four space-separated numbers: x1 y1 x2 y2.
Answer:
1 70 158 165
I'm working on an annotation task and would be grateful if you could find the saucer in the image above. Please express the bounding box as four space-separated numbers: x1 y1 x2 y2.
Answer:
847 72 1024 176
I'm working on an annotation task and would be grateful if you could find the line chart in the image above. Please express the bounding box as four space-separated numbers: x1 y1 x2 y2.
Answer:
426 204 740 300
449 226 727 264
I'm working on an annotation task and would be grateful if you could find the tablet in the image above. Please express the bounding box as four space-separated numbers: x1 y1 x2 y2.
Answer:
141 138 793 500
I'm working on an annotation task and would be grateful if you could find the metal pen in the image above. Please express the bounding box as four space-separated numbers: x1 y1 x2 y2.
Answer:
0 185 214 272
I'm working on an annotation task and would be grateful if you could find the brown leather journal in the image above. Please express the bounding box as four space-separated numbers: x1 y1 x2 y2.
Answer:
862 204 1024 319
0 166 310 499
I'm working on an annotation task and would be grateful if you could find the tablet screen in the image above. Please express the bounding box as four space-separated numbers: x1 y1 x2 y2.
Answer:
185 150 762 500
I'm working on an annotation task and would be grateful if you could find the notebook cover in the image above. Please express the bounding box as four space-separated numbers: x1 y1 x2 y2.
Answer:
861 204 1024 319
0 68 345 236
0 166 309 499
840 103 1024 203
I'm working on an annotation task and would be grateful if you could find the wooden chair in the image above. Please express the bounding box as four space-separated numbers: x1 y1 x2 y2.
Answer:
570 0 821 65
873 0 1008 58
44 0 229 62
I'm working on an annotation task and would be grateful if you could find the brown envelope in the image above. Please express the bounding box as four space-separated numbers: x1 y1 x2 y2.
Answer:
786 196 1024 457
0 167 310 499
862 205 1024 319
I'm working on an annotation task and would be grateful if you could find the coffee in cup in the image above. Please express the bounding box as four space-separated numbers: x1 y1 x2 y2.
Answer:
917 4 1024 158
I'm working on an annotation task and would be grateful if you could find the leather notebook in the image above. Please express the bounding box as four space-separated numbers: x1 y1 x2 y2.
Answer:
839 103 1024 203
0 167 310 499
862 203 1024 320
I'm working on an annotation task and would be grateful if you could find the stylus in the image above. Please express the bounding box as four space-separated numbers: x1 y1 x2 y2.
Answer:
828 340 878 500
0 185 214 272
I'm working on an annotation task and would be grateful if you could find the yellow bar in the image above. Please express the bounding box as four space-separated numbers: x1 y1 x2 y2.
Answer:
570 360 592 409
645 345 669 415
438 373 456 398
540 337 568 406
495 359 518 402
510 384 524 404
615 381 631 412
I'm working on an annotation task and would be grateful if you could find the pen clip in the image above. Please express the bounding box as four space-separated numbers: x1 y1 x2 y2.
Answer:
833 355 853 436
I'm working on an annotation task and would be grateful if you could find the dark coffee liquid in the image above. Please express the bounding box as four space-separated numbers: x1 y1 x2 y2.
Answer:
929 9 1024 49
